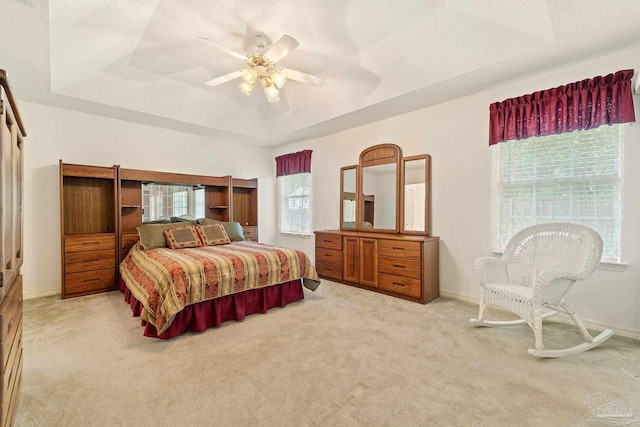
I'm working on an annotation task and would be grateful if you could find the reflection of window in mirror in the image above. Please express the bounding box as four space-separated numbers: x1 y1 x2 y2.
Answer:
361 163 396 230
343 200 356 222
142 183 206 222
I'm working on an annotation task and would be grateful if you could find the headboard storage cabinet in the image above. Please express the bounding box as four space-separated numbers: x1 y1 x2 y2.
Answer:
115 169 259 263
315 143 439 304
0 69 26 427
59 164 260 292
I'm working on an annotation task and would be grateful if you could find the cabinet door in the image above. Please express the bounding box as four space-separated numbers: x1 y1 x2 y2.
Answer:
343 236 359 283
359 238 378 288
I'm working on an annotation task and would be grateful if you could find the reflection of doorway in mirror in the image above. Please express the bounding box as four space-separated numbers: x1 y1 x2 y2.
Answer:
343 199 356 222
404 183 426 231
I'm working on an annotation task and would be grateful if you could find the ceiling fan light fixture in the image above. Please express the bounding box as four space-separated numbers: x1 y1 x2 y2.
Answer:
239 81 254 95
263 83 279 99
272 68 286 88
241 69 257 84
200 33 322 104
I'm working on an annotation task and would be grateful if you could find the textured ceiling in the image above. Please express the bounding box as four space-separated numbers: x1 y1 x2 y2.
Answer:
2 0 640 146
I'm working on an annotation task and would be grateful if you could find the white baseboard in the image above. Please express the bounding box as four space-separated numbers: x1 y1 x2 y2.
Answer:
440 290 640 341
24 289 60 300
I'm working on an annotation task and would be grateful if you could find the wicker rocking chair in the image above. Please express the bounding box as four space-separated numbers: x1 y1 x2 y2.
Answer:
470 223 614 357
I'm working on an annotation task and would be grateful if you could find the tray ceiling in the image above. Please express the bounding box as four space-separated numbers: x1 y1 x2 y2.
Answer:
2 0 640 146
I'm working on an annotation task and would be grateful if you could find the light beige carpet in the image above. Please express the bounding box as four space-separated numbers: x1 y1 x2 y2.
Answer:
15 280 640 426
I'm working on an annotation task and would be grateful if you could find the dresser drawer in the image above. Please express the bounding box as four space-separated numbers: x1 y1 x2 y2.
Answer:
121 234 139 249
120 234 140 260
316 261 343 281
2 322 21 406
65 250 115 273
378 256 422 279
65 269 116 295
2 346 21 427
243 226 258 242
378 239 421 260
0 276 22 373
379 273 421 299
65 234 115 253
315 233 342 250
316 248 343 264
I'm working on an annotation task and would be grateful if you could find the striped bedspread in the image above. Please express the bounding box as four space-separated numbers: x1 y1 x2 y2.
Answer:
120 241 319 334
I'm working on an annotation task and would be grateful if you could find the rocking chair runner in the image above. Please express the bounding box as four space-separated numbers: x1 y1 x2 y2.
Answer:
470 223 614 357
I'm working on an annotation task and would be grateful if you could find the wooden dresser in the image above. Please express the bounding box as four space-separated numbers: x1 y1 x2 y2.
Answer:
0 70 25 427
315 231 439 304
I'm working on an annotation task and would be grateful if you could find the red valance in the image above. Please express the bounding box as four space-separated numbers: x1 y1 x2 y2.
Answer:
489 69 636 145
275 150 312 177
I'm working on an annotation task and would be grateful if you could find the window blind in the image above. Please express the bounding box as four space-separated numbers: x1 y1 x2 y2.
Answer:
278 173 311 234
496 124 622 262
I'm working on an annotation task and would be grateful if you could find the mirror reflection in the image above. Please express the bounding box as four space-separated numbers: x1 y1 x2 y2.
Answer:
142 183 205 223
361 163 396 230
342 168 357 228
404 158 427 232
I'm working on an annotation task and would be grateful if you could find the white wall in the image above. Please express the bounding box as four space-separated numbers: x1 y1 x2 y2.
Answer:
274 45 640 337
21 102 276 298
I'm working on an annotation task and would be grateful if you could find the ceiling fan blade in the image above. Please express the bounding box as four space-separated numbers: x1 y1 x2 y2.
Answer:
205 70 243 87
264 35 300 62
283 68 325 86
197 37 248 61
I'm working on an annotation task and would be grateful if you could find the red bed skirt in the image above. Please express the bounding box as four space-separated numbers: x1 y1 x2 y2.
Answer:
119 278 305 339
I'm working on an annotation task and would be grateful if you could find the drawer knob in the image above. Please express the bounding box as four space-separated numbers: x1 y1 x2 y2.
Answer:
83 241 101 246
8 319 14 329
83 278 101 283
392 264 405 269
393 247 405 251
392 281 405 287
84 259 100 263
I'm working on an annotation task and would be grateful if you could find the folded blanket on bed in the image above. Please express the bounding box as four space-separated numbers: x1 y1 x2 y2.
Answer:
120 241 319 334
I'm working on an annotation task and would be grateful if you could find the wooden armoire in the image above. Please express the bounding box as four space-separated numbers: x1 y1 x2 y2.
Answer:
0 70 25 427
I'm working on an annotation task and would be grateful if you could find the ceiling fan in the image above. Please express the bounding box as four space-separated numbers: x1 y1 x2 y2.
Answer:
198 34 325 103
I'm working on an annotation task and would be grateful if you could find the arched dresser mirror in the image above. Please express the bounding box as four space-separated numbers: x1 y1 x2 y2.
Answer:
359 144 401 233
318 143 439 305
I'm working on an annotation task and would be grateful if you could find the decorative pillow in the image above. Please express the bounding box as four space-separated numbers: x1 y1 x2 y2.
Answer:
197 218 245 242
138 223 193 250
163 225 203 249
196 224 231 246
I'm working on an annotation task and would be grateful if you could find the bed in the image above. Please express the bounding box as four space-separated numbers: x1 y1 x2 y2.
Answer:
119 240 319 339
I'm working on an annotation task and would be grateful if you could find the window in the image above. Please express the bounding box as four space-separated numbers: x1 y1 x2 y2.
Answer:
142 184 203 221
495 124 622 262
194 188 205 219
172 190 188 217
278 173 311 234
